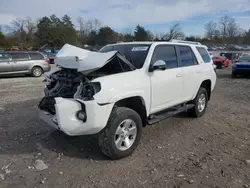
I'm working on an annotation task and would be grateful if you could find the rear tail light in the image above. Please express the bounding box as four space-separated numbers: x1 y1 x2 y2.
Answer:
213 64 217 72
44 58 50 63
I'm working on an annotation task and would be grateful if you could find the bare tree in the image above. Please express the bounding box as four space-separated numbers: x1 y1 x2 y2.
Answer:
10 18 37 46
219 15 239 43
11 18 27 42
92 18 101 32
147 30 155 41
76 17 102 45
219 15 230 39
77 17 85 44
25 17 36 44
163 23 185 41
78 18 101 37
204 21 218 39
227 17 239 39
77 17 84 33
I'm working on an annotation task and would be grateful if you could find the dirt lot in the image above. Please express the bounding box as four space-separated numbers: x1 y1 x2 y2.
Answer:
0 68 249 188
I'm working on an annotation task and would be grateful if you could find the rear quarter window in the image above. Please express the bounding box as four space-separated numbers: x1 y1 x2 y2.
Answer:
29 53 45 60
196 47 211 63
0 53 10 61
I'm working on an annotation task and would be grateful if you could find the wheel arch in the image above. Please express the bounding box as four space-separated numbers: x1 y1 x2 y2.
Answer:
113 96 147 127
199 79 212 100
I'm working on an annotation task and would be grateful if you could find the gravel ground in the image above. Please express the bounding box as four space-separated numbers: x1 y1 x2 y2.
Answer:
0 68 249 188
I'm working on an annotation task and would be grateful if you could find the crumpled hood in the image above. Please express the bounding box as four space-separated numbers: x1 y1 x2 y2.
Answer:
54 44 133 75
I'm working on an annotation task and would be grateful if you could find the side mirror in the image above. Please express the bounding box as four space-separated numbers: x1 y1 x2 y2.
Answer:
149 60 166 72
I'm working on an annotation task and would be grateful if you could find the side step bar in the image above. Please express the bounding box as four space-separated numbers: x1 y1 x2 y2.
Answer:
147 104 194 125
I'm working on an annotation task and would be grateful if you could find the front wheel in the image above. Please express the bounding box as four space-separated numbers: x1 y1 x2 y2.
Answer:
217 63 222 69
189 87 208 118
98 107 142 159
232 71 237 78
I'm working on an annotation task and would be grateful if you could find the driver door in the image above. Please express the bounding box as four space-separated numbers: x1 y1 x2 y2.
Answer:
149 45 184 114
0 53 12 73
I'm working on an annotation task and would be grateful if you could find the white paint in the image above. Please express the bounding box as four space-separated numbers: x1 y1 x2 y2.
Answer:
55 44 119 74
39 41 217 136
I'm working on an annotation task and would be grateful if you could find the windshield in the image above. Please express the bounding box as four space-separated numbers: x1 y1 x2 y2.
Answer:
240 55 250 62
99 43 151 69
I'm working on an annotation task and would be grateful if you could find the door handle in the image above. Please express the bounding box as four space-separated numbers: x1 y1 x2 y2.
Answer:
176 73 182 77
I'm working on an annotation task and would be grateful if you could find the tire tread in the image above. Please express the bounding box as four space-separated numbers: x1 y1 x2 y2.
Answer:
98 107 142 159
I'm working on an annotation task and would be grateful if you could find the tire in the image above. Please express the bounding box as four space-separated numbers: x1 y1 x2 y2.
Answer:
217 63 222 69
98 107 142 159
189 87 208 118
232 72 237 78
31 66 43 77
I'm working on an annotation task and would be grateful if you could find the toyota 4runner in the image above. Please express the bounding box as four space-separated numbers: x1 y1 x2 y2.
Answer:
38 40 216 159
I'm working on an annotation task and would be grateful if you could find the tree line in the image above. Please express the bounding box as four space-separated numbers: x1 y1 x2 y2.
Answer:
0 14 250 49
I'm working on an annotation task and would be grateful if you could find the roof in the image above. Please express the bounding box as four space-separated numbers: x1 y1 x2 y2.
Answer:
105 40 206 47
106 41 153 46
4 51 41 53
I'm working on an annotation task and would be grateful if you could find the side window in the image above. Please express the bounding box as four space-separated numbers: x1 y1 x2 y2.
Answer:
178 46 198 67
29 53 44 60
151 45 178 69
10 53 29 61
0 53 10 62
196 47 211 63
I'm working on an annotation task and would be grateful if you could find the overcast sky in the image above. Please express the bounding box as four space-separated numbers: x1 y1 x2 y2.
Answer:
1 0 250 36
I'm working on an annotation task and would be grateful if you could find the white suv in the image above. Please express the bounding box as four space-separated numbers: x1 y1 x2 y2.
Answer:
38 40 216 159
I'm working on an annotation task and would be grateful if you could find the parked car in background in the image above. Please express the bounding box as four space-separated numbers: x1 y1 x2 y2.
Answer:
43 52 56 64
212 56 229 68
220 52 240 61
208 52 213 58
239 53 250 59
232 55 250 78
0 51 51 77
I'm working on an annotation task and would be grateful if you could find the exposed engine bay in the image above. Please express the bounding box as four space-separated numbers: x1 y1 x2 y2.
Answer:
38 44 136 114
44 68 83 98
39 68 99 115
43 54 134 99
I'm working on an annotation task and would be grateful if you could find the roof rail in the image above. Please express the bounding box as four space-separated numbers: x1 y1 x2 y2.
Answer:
169 39 201 45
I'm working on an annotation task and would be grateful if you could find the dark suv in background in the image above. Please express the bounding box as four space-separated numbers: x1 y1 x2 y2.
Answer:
0 51 51 77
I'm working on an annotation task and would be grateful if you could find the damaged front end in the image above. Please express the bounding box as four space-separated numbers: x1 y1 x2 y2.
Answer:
38 44 135 136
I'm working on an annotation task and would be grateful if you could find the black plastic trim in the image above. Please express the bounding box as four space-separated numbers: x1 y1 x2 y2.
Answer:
97 102 112 106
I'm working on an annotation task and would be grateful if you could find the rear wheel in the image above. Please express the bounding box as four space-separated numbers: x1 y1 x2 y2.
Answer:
217 63 222 69
31 66 43 77
189 87 208 118
98 107 142 159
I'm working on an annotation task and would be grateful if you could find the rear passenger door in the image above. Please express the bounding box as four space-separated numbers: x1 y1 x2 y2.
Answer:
150 45 184 113
176 45 201 101
10 52 30 72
